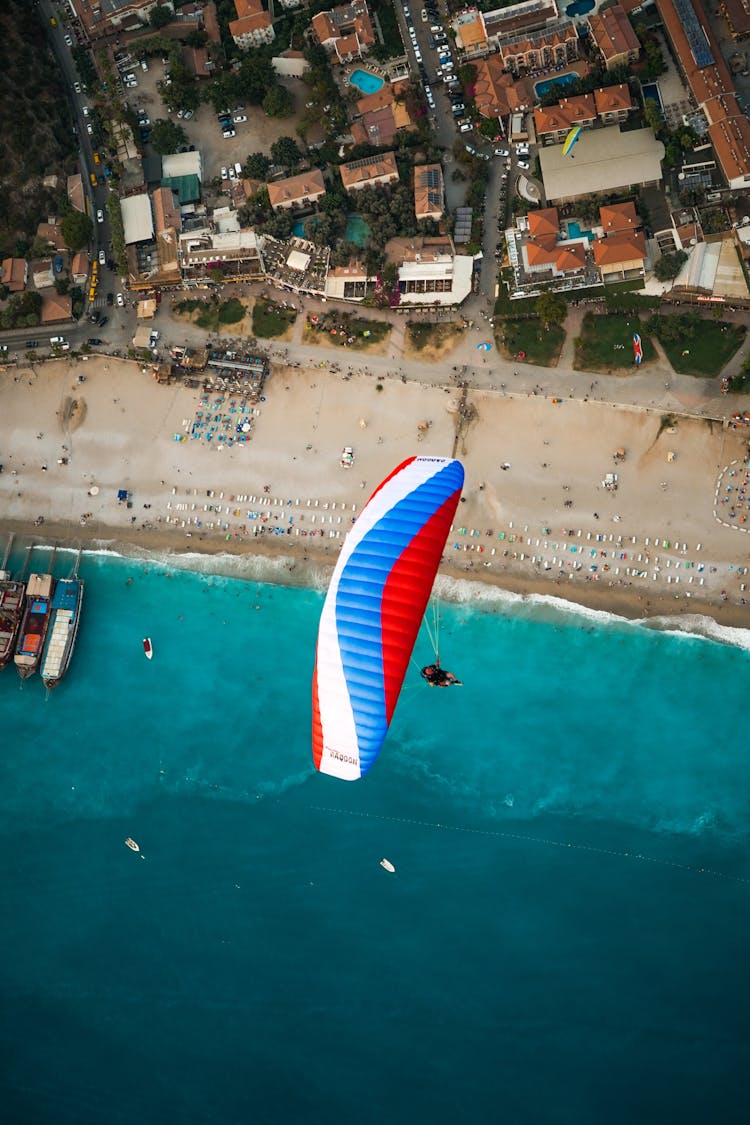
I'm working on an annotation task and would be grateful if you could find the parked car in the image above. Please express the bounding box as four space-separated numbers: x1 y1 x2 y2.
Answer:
222 129 236 138
116 293 125 307
25 340 40 349
421 8 428 19
98 250 106 265
141 58 148 71
460 122 472 133
64 33 73 46
221 166 228 179
106 292 114 305
87 338 102 346
82 105 89 116
96 209 104 223
74 81 81 94
518 159 530 170
183 110 193 120
495 147 509 157
98 315 108 327
233 114 247 123
86 123 93 135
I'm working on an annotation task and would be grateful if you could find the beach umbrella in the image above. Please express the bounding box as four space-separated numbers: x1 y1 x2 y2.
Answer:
89 485 99 496
476 342 492 351
562 126 582 157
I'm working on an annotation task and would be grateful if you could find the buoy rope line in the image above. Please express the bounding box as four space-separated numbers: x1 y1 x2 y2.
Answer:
307 805 749 887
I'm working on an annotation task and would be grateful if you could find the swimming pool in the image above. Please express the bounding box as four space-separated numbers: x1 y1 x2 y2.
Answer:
641 81 664 112
534 72 578 99
345 214 370 246
565 0 595 15
350 69 384 95
566 220 595 242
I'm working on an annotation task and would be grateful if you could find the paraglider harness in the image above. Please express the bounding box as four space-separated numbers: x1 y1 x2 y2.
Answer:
421 661 461 688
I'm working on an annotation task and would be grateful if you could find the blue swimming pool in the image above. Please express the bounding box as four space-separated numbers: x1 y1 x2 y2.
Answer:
641 81 664 112
534 72 578 99
566 220 595 242
350 69 384 95
566 0 595 15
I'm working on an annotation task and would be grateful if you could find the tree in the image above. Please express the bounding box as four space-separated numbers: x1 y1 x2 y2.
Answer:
644 100 663 135
263 85 294 118
61 210 93 253
245 152 271 179
536 290 567 329
270 136 302 168
149 5 173 29
150 118 188 154
654 250 688 281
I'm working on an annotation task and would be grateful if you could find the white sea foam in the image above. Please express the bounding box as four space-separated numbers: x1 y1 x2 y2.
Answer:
29 538 750 652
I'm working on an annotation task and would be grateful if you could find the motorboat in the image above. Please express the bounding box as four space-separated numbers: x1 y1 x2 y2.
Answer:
143 637 153 659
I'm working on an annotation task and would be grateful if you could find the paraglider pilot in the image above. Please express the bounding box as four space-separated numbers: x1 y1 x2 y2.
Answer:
421 661 461 687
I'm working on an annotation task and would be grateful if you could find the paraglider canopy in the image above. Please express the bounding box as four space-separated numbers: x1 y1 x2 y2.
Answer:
562 126 582 157
312 455 464 780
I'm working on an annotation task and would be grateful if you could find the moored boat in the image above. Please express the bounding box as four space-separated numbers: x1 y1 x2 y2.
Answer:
0 573 26 670
143 637 153 659
41 578 84 688
14 573 55 679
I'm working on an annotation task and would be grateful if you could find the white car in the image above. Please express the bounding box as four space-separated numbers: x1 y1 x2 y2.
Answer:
98 250 106 265
149 330 160 347
460 122 472 133
421 8 428 19
341 446 355 468
64 33 73 46
229 167 236 180
414 48 422 62
96 209 104 223
116 293 125 307
495 147 509 157
74 81 81 94
82 105 89 116
222 129 236 138
518 159 530 170
183 110 193 120
221 166 228 179
86 123 93 135
233 114 247 123
141 59 148 71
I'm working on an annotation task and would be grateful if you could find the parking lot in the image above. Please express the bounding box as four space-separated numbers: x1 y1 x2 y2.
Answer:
124 57 309 182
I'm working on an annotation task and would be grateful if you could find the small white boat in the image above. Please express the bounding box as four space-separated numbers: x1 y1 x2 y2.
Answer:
380 858 395 873
125 837 140 852
142 637 153 660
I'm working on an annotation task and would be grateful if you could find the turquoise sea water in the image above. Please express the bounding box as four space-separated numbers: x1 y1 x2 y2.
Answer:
2 549 750 1123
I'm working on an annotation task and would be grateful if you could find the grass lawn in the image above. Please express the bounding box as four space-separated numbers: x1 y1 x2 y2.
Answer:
499 318 564 367
574 313 655 372
653 318 746 377
252 298 297 338
176 298 254 333
305 311 390 350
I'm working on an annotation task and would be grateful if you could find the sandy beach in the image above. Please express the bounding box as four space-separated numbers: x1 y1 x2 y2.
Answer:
2 355 750 629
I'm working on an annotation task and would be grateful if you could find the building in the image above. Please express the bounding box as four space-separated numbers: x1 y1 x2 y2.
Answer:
267 169 326 210
719 0 750 42
473 54 532 122
67 174 86 215
587 4 641 71
594 84 633 125
657 0 750 188
70 252 90 285
500 19 578 74
31 260 54 290
539 125 664 202
592 229 648 280
40 291 72 323
121 193 155 245
272 49 310 79
523 208 586 277
1 257 27 292
414 164 444 222
69 0 169 42
311 0 375 63
325 260 374 300
386 236 474 306
179 228 264 283
162 150 203 186
452 8 489 57
339 152 399 193
599 201 640 235
229 0 275 48
483 0 561 54
534 95 597 146
350 85 416 147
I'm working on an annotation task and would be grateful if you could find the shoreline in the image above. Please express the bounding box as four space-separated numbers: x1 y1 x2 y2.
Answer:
4 516 750 642
3 356 750 640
